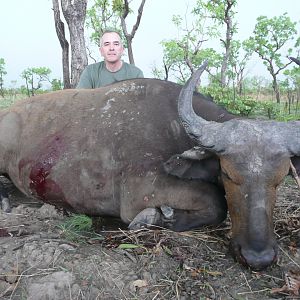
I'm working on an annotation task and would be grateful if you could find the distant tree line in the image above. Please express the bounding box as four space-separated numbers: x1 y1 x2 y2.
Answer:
0 0 299 112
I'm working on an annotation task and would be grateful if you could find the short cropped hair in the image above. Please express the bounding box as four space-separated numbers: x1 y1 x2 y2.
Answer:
100 30 123 46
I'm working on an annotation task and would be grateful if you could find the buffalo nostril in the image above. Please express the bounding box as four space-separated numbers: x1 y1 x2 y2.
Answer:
240 247 277 271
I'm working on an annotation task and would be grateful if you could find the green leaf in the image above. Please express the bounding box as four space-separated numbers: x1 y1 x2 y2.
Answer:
163 245 173 256
118 243 142 249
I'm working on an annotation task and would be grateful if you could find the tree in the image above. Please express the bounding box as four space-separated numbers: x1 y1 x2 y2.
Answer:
284 61 300 110
86 0 146 64
52 0 88 88
158 10 222 83
244 13 298 103
228 40 252 95
156 0 238 85
284 63 300 89
21 67 51 96
52 0 71 88
119 0 146 64
243 75 270 101
51 78 64 91
0 58 7 97
86 0 120 48
200 0 238 86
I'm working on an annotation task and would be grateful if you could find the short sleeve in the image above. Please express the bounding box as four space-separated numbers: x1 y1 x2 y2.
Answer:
136 68 144 78
76 67 93 89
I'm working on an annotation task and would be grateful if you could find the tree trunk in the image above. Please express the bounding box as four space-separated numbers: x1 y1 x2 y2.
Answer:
272 76 280 103
52 0 71 89
121 0 146 65
61 0 88 88
220 0 234 87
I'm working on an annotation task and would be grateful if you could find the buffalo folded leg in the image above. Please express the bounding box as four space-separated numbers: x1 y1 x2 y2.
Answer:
0 181 11 213
164 207 227 231
128 201 227 232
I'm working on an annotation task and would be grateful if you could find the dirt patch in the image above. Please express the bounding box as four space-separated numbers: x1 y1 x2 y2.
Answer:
0 176 299 299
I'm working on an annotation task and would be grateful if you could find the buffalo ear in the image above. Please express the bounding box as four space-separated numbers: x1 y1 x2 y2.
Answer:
163 154 194 178
291 156 300 176
164 149 220 183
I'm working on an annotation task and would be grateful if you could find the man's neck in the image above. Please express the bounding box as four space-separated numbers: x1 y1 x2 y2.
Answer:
105 60 123 72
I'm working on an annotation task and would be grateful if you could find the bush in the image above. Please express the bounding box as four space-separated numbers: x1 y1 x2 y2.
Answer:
202 86 258 116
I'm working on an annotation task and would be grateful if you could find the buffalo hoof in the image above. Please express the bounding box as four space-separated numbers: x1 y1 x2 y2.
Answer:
128 208 163 230
160 205 174 219
1 198 11 213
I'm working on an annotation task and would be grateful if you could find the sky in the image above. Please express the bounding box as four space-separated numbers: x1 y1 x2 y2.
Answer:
1 0 300 87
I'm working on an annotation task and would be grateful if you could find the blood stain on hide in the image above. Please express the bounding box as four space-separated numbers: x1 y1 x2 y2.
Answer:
19 134 70 208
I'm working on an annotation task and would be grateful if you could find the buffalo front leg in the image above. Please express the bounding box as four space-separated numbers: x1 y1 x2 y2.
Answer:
128 200 227 231
122 176 227 232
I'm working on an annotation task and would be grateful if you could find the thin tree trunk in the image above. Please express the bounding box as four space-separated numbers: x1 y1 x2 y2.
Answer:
272 76 280 103
61 0 88 88
220 0 234 87
121 0 146 65
52 0 71 89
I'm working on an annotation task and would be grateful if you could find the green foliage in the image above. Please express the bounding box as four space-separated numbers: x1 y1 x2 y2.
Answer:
0 93 27 109
118 243 147 251
255 101 300 121
243 13 299 102
21 67 51 96
245 13 297 66
86 0 122 46
199 0 238 29
57 214 103 243
202 84 300 120
284 64 300 88
0 58 7 97
154 0 226 81
156 0 252 94
202 85 257 116
51 78 63 91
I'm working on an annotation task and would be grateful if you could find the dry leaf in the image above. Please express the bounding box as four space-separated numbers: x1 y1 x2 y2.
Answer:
271 271 300 296
132 279 148 288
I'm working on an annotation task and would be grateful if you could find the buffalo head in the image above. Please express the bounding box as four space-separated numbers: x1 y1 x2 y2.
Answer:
178 61 300 270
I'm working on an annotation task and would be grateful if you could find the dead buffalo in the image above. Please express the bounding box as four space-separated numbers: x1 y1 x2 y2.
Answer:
0 78 231 233
174 61 300 270
0 68 298 271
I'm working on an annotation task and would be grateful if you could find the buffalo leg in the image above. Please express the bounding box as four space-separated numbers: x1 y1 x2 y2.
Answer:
129 201 227 231
163 206 227 231
0 181 11 213
122 176 227 231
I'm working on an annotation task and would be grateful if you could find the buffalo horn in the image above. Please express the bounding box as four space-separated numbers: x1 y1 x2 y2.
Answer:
290 57 300 66
178 61 223 149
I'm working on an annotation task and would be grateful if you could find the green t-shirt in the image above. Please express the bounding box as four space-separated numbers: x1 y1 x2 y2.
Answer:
76 61 144 89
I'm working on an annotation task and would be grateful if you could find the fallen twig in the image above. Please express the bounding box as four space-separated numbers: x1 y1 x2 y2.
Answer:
279 245 300 269
290 161 300 189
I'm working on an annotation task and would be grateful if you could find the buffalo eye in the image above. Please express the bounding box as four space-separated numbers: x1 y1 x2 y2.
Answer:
221 168 242 185
221 169 231 180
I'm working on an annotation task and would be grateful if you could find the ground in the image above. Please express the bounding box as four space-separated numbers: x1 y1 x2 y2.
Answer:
0 176 299 300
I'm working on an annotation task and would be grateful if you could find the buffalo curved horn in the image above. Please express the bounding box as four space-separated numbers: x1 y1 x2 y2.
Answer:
178 61 223 150
290 57 300 66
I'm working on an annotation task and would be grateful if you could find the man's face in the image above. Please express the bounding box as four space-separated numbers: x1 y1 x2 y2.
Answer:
100 32 124 63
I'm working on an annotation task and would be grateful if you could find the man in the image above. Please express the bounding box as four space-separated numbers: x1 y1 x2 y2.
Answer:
77 30 144 88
